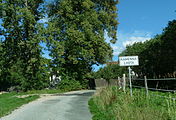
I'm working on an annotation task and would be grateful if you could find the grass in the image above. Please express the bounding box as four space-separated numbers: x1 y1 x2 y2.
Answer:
0 88 70 118
0 92 39 117
89 87 176 120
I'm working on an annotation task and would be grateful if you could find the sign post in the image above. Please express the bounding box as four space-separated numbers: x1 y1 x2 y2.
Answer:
128 67 132 96
119 56 139 96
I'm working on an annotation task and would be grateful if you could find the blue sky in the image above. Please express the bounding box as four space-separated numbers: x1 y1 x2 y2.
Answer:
111 0 176 61
1 0 176 71
93 0 176 71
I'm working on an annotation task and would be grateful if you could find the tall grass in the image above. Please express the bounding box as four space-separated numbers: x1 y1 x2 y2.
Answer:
167 96 176 120
89 87 176 120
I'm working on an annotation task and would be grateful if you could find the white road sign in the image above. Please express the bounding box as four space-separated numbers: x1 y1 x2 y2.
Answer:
119 56 139 66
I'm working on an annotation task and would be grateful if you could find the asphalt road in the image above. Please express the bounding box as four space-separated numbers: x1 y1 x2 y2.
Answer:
1 90 95 120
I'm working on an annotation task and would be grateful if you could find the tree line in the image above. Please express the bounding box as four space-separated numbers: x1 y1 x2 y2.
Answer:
119 20 176 79
94 20 176 79
0 0 118 91
94 20 176 89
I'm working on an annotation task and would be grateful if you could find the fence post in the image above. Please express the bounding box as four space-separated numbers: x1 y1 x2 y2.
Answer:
144 76 148 96
128 67 132 96
123 74 126 92
118 77 122 89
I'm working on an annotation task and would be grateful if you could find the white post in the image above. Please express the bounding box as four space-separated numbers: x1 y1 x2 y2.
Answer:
144 76 148 96
118 77 122 89
123 74 126 92
128 67 132 96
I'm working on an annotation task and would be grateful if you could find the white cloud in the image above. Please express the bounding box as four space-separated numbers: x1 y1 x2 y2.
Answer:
113 51 121 56
111 46 124 55
131 30 152 37
102 30 153 59
109 30 153 57
122 36 151 47
111 46 118 50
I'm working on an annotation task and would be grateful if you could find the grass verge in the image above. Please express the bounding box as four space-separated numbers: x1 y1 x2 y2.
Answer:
89 87 176 120
0 89 70 118
0 92 39 117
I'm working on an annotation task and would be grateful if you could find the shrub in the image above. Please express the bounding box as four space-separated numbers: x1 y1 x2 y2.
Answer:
57 75 82 91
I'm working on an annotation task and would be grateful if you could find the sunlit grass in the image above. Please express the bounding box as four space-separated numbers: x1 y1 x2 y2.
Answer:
0 88 69 118
0 92 39 117
89 87 176 120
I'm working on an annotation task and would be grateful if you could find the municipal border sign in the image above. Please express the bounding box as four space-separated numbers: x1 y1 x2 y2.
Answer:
119 56 139 96
119 56 139 66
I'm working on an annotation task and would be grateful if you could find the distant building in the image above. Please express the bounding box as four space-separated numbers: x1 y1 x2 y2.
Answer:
49 70 61 87
49 75 61 87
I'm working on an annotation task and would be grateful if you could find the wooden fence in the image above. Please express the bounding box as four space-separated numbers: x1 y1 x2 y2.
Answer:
121 75 176 100
95 76 176 100
94 79 118 88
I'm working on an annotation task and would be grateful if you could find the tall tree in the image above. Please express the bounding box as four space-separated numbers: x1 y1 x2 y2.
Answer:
160 20 176 75
0 0 48 91
47 0 118 82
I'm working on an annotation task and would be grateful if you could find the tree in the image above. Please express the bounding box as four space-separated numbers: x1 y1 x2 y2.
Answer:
160 20 176 75
119 36 162 78
0 0 48 91
119 20 176 79
46 0 118 83
94 64 125 80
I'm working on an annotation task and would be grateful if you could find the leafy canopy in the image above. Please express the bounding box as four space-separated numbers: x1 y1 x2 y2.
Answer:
46 0 118 81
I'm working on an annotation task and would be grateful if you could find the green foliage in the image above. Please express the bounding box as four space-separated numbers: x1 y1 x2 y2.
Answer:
0 0 119 91
57 75 83 91
89 98 109 120
46 0 118 83
89 87 176 120
166 97 176 119
0 0 50 91
119 20 176 80
93 64 126 81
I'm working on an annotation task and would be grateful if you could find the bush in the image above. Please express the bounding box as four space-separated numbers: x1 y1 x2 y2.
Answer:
57 76 82 91
93 64 126 80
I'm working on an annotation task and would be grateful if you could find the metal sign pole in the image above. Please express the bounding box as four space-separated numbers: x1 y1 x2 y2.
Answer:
128 66 132 96
119 56 139 97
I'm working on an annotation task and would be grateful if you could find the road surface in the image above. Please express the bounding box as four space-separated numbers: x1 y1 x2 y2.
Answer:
1 90 95 120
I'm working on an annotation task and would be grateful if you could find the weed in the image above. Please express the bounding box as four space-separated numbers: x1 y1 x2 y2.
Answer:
89 87 175 120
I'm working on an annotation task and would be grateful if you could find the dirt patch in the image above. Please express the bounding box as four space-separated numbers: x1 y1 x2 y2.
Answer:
0 91 8 95
16 94 53 99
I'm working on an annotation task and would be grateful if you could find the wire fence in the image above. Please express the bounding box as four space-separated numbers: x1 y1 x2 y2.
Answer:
118 75 176 100
131 85 176 92
134 78 176 81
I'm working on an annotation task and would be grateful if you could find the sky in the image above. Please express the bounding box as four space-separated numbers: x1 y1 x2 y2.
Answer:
1 0 176 71
111 0 176 61
42 0 176 64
